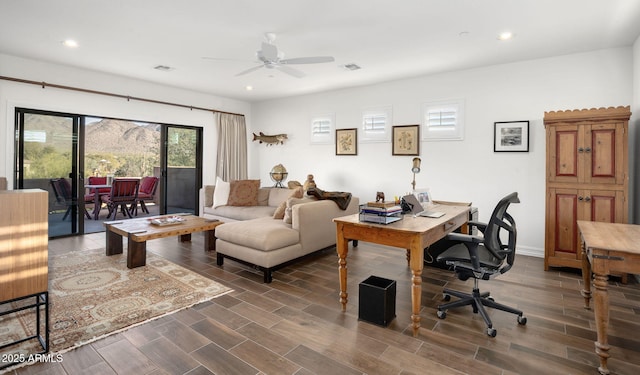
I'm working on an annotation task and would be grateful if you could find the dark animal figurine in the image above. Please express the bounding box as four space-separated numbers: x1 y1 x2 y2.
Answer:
376 191 385 203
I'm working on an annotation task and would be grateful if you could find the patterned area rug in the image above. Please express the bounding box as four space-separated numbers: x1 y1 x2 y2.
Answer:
0 248 232 369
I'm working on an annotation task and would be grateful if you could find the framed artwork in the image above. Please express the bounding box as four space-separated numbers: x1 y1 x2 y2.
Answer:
392 124 420 156
336 128 357 155
413 188 432 207
494 121 529 152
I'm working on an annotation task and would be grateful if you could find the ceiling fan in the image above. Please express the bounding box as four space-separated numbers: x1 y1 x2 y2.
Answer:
234 33 335 78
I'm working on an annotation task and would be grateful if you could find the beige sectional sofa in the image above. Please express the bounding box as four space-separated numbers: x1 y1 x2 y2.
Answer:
199 184 359 282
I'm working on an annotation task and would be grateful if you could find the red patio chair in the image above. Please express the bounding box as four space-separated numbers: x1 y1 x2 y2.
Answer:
50 178 91 220
100 178 139 220
132 176 158 215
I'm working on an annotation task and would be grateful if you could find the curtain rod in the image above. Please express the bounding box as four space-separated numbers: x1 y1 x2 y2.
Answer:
0 75 245 117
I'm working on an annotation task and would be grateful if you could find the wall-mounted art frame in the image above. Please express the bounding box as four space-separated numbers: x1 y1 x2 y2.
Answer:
336 128 357 155
392 124 420 156
494 121 529 152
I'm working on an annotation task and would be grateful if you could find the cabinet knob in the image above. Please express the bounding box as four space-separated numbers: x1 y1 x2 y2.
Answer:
578 196 583 201
585 196 591 202
585 147 591 153
578 147 584 152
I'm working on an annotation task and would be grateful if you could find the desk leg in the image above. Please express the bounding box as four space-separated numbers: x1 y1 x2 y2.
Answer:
336 223 349 311
593 273 611 375
179 233 192 242
581 244 592 309
409 244 424 337
106 228 123 256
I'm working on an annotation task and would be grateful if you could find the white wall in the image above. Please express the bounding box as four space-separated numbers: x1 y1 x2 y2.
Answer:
0 53 252 187
633 36 640 223
251 48 634 257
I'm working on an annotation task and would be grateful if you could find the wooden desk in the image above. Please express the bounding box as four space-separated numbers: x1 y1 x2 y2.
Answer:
578 220 640 375
334 204 469 337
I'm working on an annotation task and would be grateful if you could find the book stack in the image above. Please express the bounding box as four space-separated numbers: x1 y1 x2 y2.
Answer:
359 202 403 224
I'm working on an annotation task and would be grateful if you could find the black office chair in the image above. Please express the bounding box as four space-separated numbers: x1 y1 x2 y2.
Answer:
435 192 526 337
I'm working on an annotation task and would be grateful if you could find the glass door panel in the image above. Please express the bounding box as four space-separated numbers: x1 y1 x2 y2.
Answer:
163 126 202 214
16 110 80 237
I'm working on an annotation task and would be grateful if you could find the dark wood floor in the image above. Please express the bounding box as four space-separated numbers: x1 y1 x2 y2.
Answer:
9 232 640 375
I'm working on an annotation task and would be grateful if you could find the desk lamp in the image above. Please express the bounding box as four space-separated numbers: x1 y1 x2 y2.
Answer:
411 157 421 191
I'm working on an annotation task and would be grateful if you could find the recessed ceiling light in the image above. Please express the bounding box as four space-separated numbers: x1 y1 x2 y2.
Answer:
497 31 514 41
245 85 253 91
62 39 78 48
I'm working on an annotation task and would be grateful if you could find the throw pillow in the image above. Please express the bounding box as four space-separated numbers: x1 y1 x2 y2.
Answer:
283 197 315 224
204 185 215 207
227 179 260 206
273 187 303 219
213 176 230 208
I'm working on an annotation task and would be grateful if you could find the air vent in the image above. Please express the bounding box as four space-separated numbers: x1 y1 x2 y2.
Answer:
153 65 174 72
342 63 361 71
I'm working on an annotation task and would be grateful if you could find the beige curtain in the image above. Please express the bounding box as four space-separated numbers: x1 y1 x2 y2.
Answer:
215 112 248 181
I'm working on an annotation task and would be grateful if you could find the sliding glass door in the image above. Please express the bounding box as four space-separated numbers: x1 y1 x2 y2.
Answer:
161 126 202 214
15 109 203 237
15 109 83 237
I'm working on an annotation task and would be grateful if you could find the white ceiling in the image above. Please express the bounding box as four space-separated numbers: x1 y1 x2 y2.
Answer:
1 0 640 102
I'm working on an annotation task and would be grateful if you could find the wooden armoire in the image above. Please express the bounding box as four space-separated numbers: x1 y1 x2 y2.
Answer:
543 106 630 271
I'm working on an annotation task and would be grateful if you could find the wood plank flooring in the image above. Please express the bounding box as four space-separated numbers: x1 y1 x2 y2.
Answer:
7 232 640 375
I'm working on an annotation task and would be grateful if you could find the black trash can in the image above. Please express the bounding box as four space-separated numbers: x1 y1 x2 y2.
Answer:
358 276 396 326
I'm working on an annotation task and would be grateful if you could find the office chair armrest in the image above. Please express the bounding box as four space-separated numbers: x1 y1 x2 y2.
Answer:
467 220 487 234
446 232 484 244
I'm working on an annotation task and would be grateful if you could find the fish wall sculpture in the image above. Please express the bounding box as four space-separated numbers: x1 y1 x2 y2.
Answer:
252 132 288 145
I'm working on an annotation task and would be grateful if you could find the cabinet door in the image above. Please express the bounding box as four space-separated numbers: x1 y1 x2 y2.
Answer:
547 124 582 184
546 188 579 257
582 189 625 223
584 122 625 185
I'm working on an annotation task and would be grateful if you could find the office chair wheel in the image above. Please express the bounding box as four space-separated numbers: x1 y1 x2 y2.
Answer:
437 310 447 319
487 327 497 337
517 316 527 325
487 296 494 302
442 294 451 301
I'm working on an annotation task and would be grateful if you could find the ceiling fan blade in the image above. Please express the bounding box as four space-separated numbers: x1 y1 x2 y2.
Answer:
235 65 264 76
280 56 335 65
277 65 305 78
202 57 255 63
261 42 278 62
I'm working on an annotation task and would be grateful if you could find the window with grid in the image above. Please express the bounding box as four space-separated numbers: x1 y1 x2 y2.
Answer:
421 99 464 140
361 107 391 142
310 114 334 144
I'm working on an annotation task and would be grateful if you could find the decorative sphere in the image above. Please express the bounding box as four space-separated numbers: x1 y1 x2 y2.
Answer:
270 164 288 185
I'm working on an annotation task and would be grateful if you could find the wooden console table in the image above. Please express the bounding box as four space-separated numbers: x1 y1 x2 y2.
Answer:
334 204 469 337
0 189 49 368
578 220 640 375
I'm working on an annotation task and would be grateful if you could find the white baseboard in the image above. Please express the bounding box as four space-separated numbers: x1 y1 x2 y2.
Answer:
516 245 543 258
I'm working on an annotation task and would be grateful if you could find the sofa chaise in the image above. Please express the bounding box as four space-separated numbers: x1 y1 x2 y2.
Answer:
199 182 359 282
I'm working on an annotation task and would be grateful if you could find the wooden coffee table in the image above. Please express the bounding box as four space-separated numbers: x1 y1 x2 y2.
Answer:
104 214 223 268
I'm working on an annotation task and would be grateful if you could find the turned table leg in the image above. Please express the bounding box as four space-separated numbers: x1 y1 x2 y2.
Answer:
336 223 349 311
593 273 611 375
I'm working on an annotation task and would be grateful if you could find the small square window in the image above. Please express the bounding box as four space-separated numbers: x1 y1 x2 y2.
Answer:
361 106 392 142
421 99 464 141
310 114 335 144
